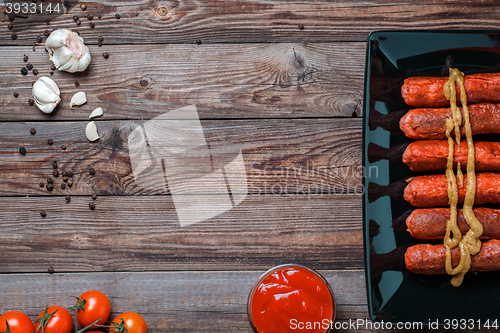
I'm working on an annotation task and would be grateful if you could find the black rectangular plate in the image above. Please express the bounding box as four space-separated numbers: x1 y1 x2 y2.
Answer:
363 30 500 323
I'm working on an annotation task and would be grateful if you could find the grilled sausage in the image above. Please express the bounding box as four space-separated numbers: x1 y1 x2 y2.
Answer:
405 239 500 274
406 208 500 240
403 172 500 207
399 103 500 140
401 73 500 107
402 140 500 172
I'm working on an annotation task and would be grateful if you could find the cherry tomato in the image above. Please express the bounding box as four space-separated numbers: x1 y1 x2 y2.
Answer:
0 311 35 333
110 312 147 333
35 306 72 333
71 290 111 328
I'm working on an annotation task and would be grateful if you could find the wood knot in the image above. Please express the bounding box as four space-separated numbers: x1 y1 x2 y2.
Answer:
156 6 168 16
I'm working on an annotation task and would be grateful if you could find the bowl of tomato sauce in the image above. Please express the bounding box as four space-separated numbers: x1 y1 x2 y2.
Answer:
247 264 336 333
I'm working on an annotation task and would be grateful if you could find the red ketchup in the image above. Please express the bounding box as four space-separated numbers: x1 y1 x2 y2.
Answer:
248 264 335 333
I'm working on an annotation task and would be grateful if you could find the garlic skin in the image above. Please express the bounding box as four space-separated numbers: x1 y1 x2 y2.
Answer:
32 76 61 113
45 29 91 73
85 121 100 142
89 107 104 119
70 92 87 109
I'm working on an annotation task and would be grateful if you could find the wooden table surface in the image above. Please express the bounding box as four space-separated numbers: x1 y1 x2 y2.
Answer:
0 1 497 332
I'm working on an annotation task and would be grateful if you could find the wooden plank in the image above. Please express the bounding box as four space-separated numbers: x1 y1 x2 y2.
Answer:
0 194 363 273
0 118 362 196
1 1 500 44
0 269 369 332
0 42 364 120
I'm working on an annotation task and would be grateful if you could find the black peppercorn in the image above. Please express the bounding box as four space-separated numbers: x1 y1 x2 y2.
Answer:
53 169 59 177
89 202 96 210
75 81 80 87
21 68 28 75
39 181 45 188
102 52 109 59
87 13 93 20
36 36 42 43
91 193 97 200
46 184 54 191
19 147 26 155
63 176 68 182
44 30 50 36
33 69 38 75
76 19 81 25
40 210 47 217
60 183 66 189
89 167 95 175
298 24 304 30
26 63 33 70
67 180 73 187
115 13 120 19
61 145 66 150
51 65 56 70
52 160 58 169
98 35 103 41
47 138 53 145
23 54 28 62
140 79 148 87
7 23 13 30
196 39 202 45
65 195 71 203
66 171 73 177
97 41 102 47
89 22 95 29
48 266 54 273
11 32 17 40
28 99 34 106
30 128 36 135
47 178 53 184
13 92 18 98
50 71 54 75
80 4 87 10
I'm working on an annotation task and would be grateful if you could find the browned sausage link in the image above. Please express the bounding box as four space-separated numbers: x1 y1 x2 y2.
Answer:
401 73 500 108
399 103 500 140
405 239 500 274
403 173 500 207
406 208 500 240
402 140 500 172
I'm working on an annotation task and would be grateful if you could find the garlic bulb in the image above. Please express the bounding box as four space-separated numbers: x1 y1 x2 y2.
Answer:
32 76 61 113
70 92 87 108
45 29 91 73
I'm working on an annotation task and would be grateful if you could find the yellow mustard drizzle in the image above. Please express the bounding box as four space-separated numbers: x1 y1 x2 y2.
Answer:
443 68 483 287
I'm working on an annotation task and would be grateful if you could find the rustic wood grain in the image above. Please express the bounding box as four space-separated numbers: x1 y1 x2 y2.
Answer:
0 270 478 332
0 270 370 332
2 1 500 44
0 194 362 273
0 118 362 196
0 42 364 120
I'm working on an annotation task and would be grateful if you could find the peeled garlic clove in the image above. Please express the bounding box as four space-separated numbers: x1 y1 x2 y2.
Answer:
45 29 91 73
89 107 104 119
32 76 61 114
70 92 87 109
85 121 100 142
